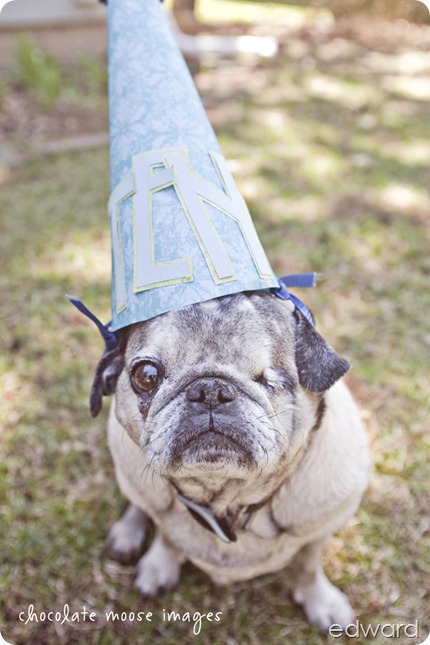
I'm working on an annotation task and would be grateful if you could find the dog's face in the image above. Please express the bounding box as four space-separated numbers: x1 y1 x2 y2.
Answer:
93 292 349 496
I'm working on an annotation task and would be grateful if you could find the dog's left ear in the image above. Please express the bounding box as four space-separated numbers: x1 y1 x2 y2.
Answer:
294 311 350 392
90 331 128 418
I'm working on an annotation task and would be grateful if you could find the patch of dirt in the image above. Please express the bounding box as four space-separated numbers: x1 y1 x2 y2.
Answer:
0 88 108 147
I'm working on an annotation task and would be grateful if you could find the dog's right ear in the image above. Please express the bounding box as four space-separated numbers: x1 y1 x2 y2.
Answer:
90 330 128 418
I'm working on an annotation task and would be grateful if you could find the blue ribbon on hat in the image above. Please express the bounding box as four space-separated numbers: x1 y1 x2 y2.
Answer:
67 295 118 350
67 273 316 351
272 273 316 327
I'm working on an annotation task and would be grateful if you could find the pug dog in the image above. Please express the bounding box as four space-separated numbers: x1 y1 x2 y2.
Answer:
90 290 369 631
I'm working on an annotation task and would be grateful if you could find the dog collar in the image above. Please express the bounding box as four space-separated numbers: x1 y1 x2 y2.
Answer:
176 492 269 543
176 494 237 543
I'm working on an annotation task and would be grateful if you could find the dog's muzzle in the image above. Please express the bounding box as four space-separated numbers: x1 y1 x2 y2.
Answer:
168 377 255 468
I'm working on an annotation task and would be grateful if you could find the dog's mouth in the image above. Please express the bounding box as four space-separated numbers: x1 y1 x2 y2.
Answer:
181 429 245 461
169 414 256 469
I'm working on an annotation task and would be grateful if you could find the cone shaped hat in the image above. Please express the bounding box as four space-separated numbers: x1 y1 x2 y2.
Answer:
107 0 278 331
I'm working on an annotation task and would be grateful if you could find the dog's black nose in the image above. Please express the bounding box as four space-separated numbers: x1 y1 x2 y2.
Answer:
186 379 236 407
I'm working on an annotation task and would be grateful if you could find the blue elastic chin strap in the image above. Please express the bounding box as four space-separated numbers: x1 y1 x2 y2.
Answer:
66 295 119 351
67 273 316 351
272 273 316 327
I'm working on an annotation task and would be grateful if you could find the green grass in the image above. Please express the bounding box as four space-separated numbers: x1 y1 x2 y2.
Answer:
1 5 429 645
4 35 108 114
15 36 63 107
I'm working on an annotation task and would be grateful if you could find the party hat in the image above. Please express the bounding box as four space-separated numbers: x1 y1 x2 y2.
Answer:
106 0 279 332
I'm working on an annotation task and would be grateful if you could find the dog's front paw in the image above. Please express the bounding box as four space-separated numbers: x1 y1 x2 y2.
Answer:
134 533 185 597
293 571 355 631
108 504 149 565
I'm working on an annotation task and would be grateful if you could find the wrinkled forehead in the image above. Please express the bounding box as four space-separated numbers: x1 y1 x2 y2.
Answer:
125 293 295 370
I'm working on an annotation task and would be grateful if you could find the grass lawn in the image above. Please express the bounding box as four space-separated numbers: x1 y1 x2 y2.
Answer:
0 4 429 644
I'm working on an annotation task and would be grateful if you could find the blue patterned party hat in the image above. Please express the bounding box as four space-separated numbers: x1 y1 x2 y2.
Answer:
106 0 279 331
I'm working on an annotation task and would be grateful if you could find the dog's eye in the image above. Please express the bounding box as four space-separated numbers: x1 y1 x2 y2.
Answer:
254 369 295 392
131 362 160 393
